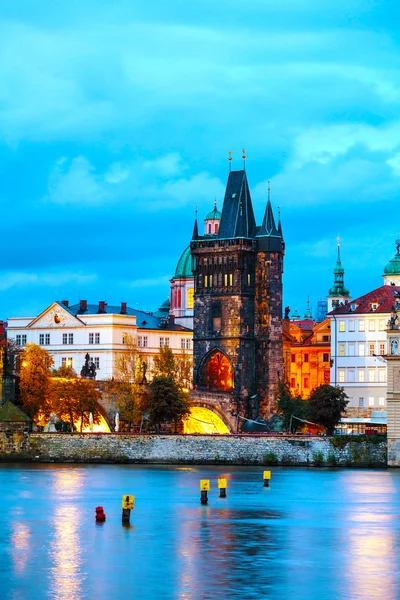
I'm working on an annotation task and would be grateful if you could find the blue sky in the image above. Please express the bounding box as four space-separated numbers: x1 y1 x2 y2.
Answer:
1 0 400 320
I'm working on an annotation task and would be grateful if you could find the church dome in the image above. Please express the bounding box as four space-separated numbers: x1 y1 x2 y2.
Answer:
174 246 193 278
384 245 400 275
205 206 221 220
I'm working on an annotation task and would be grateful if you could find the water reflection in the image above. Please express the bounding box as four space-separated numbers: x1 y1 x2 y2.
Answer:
10 522 31 574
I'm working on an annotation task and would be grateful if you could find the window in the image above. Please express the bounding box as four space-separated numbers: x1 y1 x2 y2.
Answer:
359 320 365 332
379 397 385 406
304 354 309 363
212 304 222 332
224 273 228 287
63 334 73 344
371 303 378 311
160 337 170 348
215 223 219 234
187 288 194 310
62 358 73 367
349 320 355 332
339 321 345 332
378 369 386 382
323 353 329 362
304 377 309 388
322 335 329 342
358 344 365 356
69 333 73 344
209 275 213 287
45 334 50 345
181 338 186 349
16 335 27 346
39 334 44 345
369 320 376 332
291 354 296 363
94 357 100 369
208 224 211 234
229 273 233 286
290 378 296 388
358 370 365 382
138 336 148 348
348 369 355 382
369 343 375 356
204 275 208 288
339 344 345 356
379 343 386 355
359 397 364 407
143 336 148 348
247 274 251 286
185 339 191 349
339 369 345 383
369 397 375 407
95 333 100 344
348 343 355 356
324 371 330 383
89 333 94 344
379 320 386 331
368 369 376 382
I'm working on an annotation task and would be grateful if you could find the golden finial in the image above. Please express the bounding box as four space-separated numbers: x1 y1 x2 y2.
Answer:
242 148 246 169
337 234 341 247
228 150 232 171
268 180 271 201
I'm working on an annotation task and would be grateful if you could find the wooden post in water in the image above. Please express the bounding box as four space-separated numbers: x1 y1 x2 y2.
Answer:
218 478 227 498
200 480 210 504
122 495 135 523
263 471 271 487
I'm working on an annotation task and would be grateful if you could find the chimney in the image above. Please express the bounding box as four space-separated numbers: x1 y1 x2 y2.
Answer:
79 300 87 312
98 301 106 313
61 300 69 308
120 302 127 315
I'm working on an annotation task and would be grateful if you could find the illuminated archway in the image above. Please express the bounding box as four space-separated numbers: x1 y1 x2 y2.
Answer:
183 406 230 434
199 351 234 391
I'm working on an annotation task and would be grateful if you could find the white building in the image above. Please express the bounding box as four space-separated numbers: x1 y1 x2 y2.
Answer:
7 299 193 380
329 241 400 412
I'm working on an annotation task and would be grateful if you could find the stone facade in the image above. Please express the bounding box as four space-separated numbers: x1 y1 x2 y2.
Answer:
0 431 386 466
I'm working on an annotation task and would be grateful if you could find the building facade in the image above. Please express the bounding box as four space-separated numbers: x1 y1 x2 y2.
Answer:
191 170 284 418
7 300 193 380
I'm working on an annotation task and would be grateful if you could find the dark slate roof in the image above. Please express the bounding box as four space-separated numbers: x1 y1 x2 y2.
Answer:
328 285 400 315
217 170 256 239
258 200 279 237
66 303 192 332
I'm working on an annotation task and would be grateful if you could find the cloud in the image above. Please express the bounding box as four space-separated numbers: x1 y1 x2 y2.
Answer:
129 275 171 289
0 271 97 291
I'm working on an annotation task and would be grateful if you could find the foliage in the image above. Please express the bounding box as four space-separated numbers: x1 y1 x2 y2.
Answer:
313 451 325 466
308 384 349 436
152 346 193 391
19 344 54 419
326 452 337 466
276 382 309 432
264 451 279 466
142 375 191 432
51 376 102 432
0 337 22 377
109 334 145 426
52 365 77 378
330 434 386 449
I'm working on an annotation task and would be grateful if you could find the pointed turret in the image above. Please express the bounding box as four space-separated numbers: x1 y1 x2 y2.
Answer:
327 238 350 311
204 200 221 236
304 297 313 320
192 218 199 240
217 170 256 239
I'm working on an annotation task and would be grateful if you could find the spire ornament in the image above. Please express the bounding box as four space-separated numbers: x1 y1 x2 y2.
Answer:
242 148 246 170
228 150 232 172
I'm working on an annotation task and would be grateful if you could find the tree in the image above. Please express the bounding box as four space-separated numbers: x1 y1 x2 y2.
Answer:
51 376 102 432
142 375 191 432
277 382 310 432
108 334 145 427
153 346 192 391
19 343 54 420
308 384 349 435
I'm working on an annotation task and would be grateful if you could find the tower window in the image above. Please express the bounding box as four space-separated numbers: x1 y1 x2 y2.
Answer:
187 288 194 309
215 223 219 233
208 224 211 234
211 303 222 332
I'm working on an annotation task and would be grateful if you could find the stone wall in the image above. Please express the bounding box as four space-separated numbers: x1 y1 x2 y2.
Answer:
0 431 387 466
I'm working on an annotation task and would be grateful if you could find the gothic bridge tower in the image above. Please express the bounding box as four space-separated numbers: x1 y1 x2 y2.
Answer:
191 169 284 424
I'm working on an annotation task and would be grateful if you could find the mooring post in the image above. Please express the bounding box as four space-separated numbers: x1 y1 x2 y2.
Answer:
218 478 227 498
200 480 210 504
122 494 135 524
263 470 271 487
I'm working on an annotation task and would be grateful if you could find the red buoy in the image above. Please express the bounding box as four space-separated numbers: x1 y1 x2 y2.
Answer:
95 506 106 522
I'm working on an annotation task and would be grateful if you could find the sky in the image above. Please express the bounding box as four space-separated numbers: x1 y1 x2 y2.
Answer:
1 0 400 320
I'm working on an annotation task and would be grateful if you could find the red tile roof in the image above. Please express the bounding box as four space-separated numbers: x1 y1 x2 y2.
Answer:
329 285 400 315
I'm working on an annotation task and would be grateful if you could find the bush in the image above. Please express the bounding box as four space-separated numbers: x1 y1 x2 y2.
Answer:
330 434 386 449
326 452 337 466
264 451 279 466
313 451 325 466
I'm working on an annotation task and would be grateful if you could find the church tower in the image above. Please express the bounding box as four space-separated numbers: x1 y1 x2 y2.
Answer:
327 239 350 311
191 169 284 418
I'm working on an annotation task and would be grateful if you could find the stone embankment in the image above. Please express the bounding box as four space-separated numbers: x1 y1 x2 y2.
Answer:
0 429 387 466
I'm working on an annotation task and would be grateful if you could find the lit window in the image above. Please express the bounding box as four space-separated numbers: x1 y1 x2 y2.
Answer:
62 358 73 367
359 320 365 332
379 397 385 406
368 369 376 382
215 224 219 233
95 333 100 344
358 370 365 382
229 274 233 286
349 320 355 331
89 333 94 344
247 274 251 286
358 344 365 356
187 289 194 310
304 377 309 388
379 320 386 331
369 321 376 331
369 397 375 406
379 343 386 355
204 276 208 288
378 369 386 382
339 344 345 356
290 378 296 388
304 354 309 363
339 369 345 383
224 274 228 287
291 354 296 363
209 275 213 287
66 358 73 367
369 343 375 356
339 321 345 332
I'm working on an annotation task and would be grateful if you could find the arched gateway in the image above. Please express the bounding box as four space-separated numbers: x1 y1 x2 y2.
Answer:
198 350 234 392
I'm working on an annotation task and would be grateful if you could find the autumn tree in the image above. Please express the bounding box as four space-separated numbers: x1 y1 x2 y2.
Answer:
142 375 191 432
277 382 309 432
52 376 102 432
308 384 349 435
19 343 54 420
153 346 192 391
108 334 145 427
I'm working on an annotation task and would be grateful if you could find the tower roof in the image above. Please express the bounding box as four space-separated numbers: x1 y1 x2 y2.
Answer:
217 170 256 239
328 242 350 297
383 241 400 276
174 246 193 278
205 202 221 221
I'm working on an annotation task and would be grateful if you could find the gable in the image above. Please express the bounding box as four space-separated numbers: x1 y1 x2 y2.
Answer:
27 303 85 329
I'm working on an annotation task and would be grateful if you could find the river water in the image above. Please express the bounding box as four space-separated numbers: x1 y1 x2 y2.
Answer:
1 464 399 600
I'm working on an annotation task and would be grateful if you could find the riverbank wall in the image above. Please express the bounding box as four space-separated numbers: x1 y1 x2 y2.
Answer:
0 431 387 466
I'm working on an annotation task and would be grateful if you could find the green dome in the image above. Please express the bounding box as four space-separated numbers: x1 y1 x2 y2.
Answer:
205 207 221 220
384 251 400 275
174 246 193 278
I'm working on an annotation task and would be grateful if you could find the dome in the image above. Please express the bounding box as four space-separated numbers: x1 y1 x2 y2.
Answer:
174 246 193 278
205 206 221 220
384 251 400 276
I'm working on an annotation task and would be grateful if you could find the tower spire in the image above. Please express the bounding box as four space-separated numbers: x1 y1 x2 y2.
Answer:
328 237 350 310
192 205 199 240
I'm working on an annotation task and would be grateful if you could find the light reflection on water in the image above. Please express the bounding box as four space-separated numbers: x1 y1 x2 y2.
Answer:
1 466 400 600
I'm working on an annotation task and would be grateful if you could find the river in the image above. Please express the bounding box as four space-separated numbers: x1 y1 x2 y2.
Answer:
0 464 399 600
